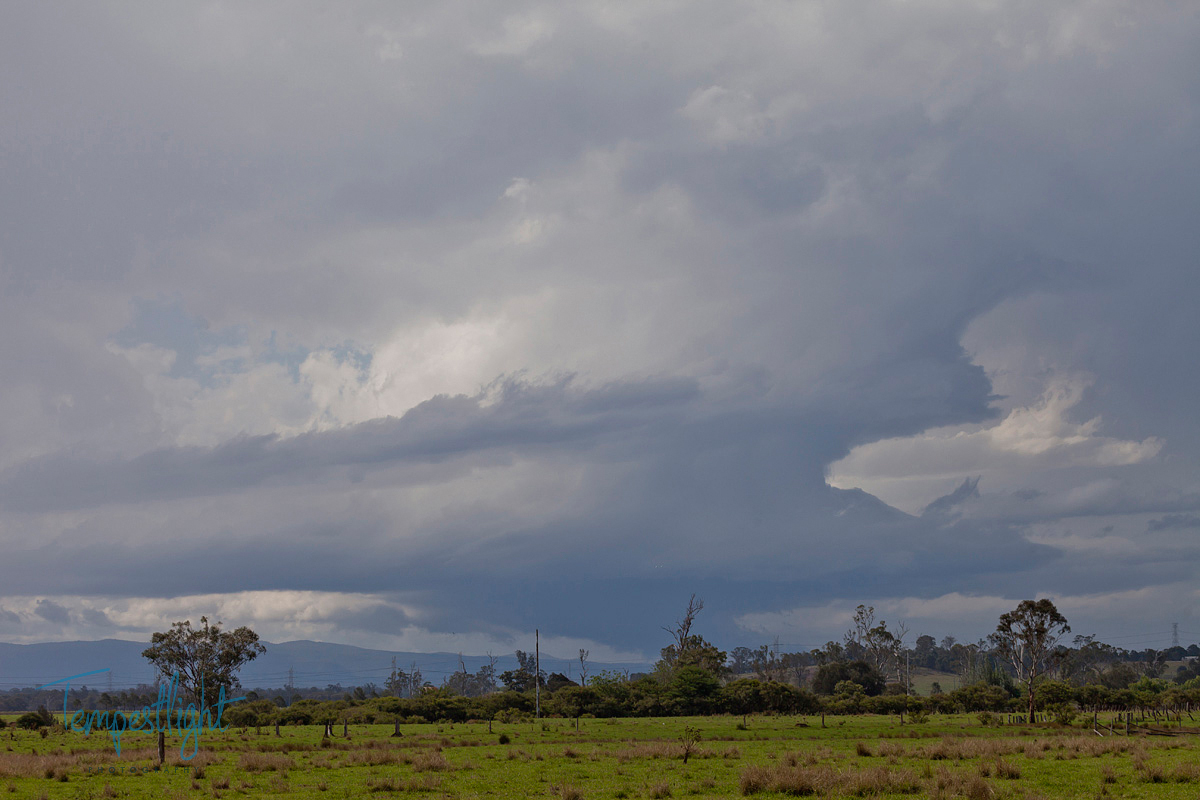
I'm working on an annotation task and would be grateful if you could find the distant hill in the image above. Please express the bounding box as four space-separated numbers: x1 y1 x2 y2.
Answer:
0 639 650 691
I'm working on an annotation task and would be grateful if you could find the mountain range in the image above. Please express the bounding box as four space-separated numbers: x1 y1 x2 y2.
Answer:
0 639 651 691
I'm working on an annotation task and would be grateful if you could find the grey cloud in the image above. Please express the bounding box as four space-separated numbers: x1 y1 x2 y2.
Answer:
1149 514 1200 532
922 477 981 517
0 374 701 512
34 600 70 625
1 2 1199 651
80 608 115 628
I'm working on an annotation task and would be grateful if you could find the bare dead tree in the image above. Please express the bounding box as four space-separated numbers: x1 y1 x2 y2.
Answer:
663 594 705 655
578 649 590 686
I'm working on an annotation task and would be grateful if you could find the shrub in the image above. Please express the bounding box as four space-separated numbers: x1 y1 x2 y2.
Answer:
1050 703 1077 726
15 713 47 730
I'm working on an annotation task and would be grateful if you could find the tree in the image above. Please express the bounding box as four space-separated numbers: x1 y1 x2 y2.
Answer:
500 650 544 692
142 616 266 712
386 660 424 698
655 635 728 678
812 660 885 696
663 595 704 658
844 605 906 680
729 646 756 675
988 599 1070 719
655 595 727 679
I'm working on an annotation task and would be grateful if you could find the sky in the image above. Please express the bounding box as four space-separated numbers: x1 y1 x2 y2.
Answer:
2 1 1199 664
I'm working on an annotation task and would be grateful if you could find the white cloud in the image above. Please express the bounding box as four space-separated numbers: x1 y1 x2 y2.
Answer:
0 591 643 661
829 376 1163 514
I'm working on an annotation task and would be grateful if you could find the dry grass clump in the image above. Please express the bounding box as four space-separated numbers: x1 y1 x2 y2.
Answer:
367 776 442 793
0 751 106 779
411 751 452 772
930 767 995 800
740 764 923 797
917 738 1024 762
255 740 318 753
554 783 584 800
844 766 923 795
615 742 684 762
236 752 294 773
1169 762 1200 783
647 782 672 799
345 748 407 766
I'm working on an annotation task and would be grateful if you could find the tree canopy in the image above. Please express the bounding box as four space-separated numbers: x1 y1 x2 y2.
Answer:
142 616 266 711
988 598 1070 718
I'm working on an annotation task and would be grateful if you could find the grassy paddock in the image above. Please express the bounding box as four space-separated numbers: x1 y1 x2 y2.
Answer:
3 712 1200 798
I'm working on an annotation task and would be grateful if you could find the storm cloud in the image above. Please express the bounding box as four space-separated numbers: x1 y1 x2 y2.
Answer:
2 1 1199 658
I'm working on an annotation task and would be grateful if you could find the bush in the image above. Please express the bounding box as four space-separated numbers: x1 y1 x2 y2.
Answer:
16 712 48 730
498 733 511 745
812 661 885 696
1050 703 1077 726
495 708 529 724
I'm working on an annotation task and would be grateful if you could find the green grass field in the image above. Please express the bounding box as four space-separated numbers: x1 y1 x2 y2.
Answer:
4 712 1200 798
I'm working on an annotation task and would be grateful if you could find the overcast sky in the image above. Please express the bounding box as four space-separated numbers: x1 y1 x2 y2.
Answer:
2 1 1199 663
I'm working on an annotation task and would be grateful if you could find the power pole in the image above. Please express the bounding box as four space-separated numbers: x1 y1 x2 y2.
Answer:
535 629 541 719
1173 623 1180 647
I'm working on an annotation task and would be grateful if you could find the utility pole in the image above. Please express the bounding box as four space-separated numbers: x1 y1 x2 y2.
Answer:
535 629 540 719
1173 623 1180 647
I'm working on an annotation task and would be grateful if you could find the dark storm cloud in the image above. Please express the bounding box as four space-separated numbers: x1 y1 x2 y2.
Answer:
0 374 701 512
34 600 70 625
1 1 1199 651
1149 514 1200 532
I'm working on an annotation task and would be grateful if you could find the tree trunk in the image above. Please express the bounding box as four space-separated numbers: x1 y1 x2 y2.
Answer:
1027 682 1035 722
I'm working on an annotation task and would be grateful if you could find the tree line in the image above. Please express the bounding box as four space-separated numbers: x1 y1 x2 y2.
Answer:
7 597 1200 726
